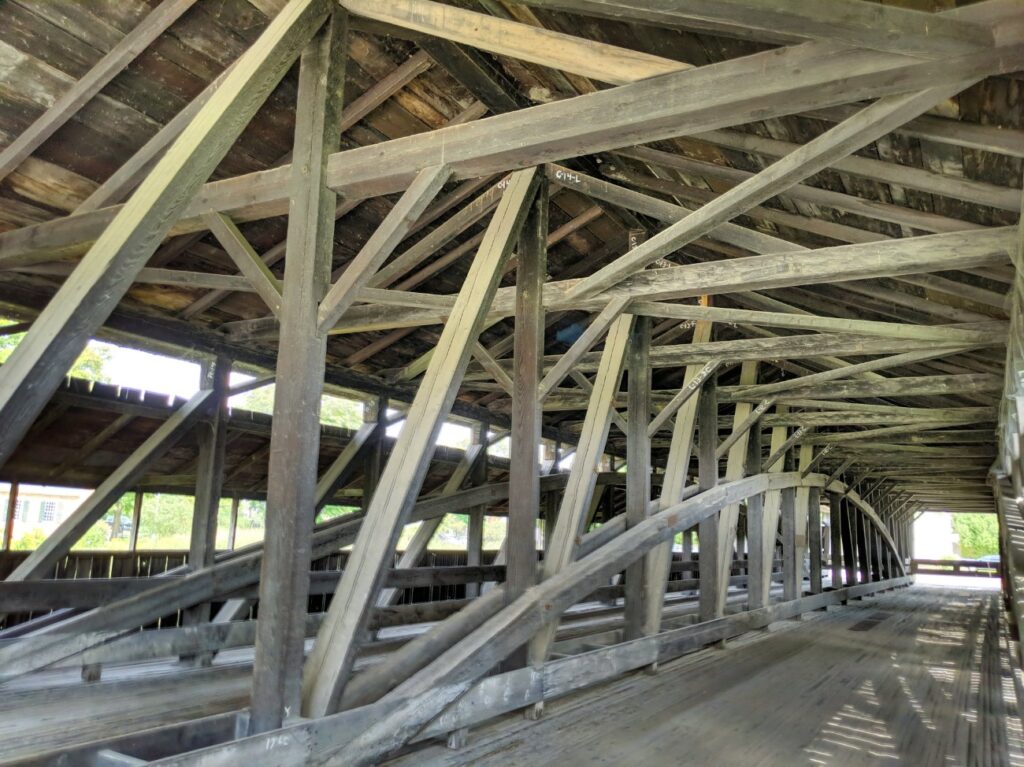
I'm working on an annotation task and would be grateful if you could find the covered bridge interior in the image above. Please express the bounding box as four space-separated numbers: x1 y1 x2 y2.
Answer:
0 0 1023 764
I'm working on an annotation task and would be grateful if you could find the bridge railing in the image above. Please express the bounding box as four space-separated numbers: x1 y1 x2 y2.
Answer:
910 558 999 577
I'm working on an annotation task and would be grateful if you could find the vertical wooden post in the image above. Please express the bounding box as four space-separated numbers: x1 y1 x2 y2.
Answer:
697 375 719 624
713 361 759 616
890 503 901 567
542 438 560 551
624 316 651 642
821 505 831 564
878 528 891 580
781 487 799 601
867 524 877 581
303 168 540 718
791 443 813 596
184 356 231 631
505 174 546 666
735 516 747 574
870 526 883 581
377 446 482 609
529 312 632 665
128 490 143 553
250 12 345 734
642 315 713 635
854 509 869 584
829 491 842 588
751 407 788 609
840 499 856 587
744 424 766 610
808 487 822 594
362 396 387 509
465 422 487 600
543 490 559 551
869 518 878 581
3 482 18 551
227 495 239 551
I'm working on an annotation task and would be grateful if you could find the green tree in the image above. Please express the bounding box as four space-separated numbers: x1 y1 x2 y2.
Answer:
72 520 112 550
11 528 46 551
951 513 999 559
136 493 194 547
321 394 363 429
0 319 111 381
233 384 363 429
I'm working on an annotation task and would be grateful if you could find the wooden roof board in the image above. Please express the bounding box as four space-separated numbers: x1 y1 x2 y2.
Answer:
0 0 1018 511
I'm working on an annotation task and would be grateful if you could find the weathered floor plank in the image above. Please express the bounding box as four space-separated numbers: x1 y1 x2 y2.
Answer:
387 583 1024 767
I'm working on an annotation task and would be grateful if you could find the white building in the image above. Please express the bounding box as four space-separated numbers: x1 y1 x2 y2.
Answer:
0 483 92 545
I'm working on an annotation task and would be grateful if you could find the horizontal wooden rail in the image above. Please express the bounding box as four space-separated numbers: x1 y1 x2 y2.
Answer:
0 557 773 612
0 565 506 612
910 558 999 577
45 576 910 766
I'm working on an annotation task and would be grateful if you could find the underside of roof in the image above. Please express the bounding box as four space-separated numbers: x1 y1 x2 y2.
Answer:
2 1 1024 762
1 0 1019 515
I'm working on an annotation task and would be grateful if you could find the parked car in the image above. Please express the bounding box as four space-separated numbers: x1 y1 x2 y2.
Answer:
973 554 1000 574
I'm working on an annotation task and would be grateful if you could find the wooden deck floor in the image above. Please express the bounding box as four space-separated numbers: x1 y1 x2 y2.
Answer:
0 594 720 763
390 583 1024 767
1 583 1021 765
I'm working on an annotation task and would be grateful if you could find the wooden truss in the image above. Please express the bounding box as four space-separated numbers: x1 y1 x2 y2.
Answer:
0 0 1019 762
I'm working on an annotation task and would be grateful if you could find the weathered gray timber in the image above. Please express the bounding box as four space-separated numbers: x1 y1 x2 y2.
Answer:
537 297 631 401
0 0 1014 761
642 318 712 635
529 312 633 665
316 164 452 332
0 0 333 470
743 423 765 610
750 410 789 609
647 359 722 437
6 390 213 581
697 375 720 623
721 373 1003 403
340 0 686 86
249 11 347 734
634 302 1004 345
184 358 231 633
623 315 651 641
186 472 899 766
711 361 759 616
808 487 823 594
780 487 799 601
684 127 1019 211
0 565 501 612
829 492 843 587
569 82 976 299
301 167 540 717
506 175 547 645
515 0 994 59
131 575 910 767
4 7 1021 263
375 446 482 608
203 214 284 317
0 0 201 183
329 228 1015 332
